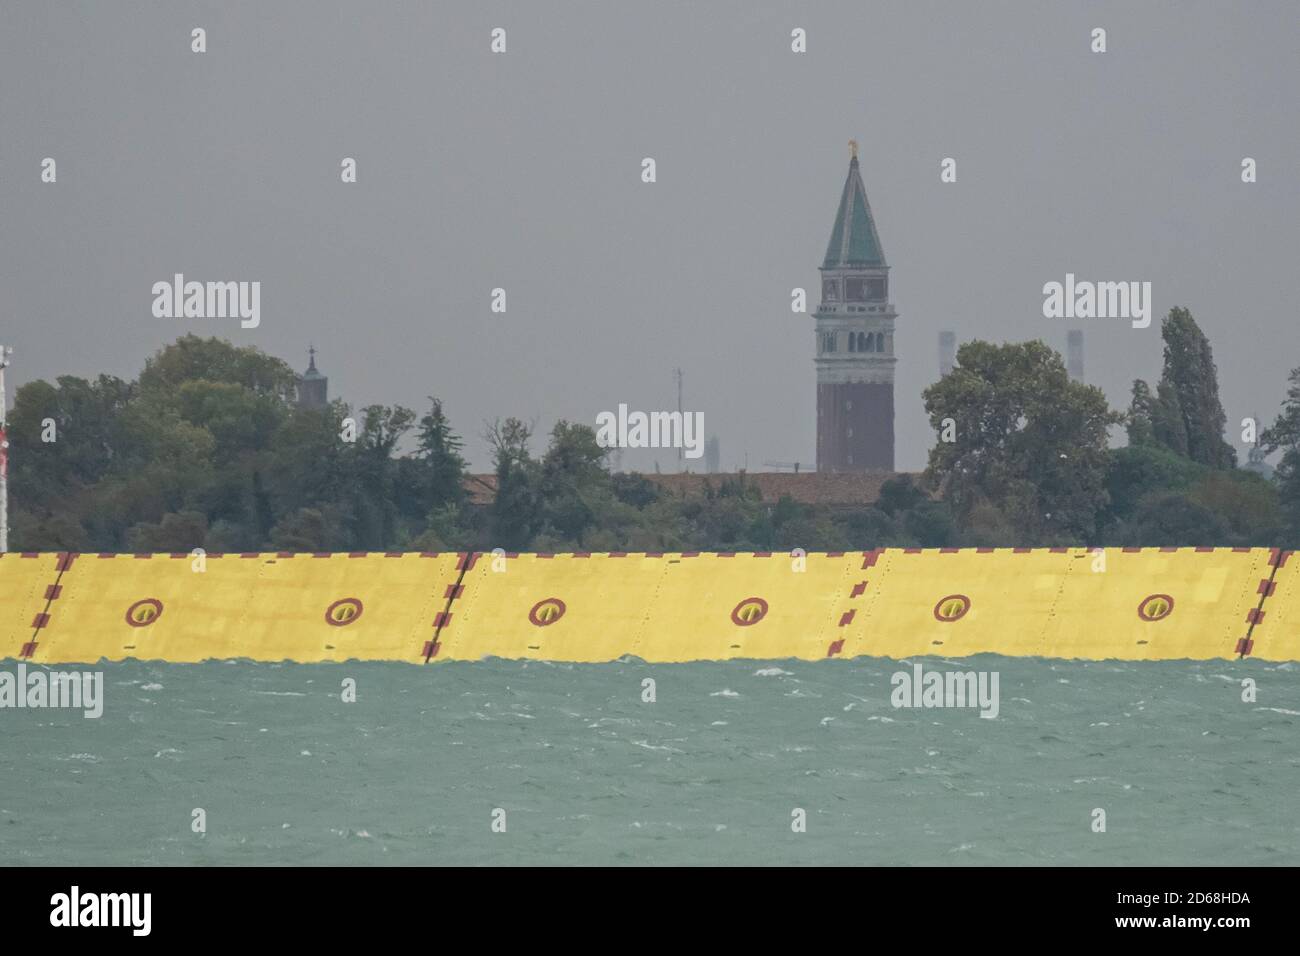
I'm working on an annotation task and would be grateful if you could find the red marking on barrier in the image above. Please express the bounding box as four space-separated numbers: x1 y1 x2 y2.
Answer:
168 553 188 559
1137 594 1174 622
124 598 163 628
96 553 116 558
862 551 880 569
133 553 153 559
753 552 773 557
572 552 591 558
1246 608 1265 625
940 548 960 554
1195 547 1214 553
444 584 463 599
31 613 50 629
310 553 331 558
537 553 555 559
419 551 440 558
1013 548 1032 553
826 639 844 657
1159 547 1179 553
976 547 994 553
903 548 922 554
240 552 260 558
838 609 856 627
680 551 700 558
324 598 363 627
1236 637 1254 656
608 552 628 557
456 553 479 571
933 595 971 623
277 552 296 558
730 597 769 627
384 552 403 558
20 642 37 658
21 552 39 559
44 585 62 600
645 552 665 558
432 611 452 628
1122 547 1142 553
347 552 367 558
716 552 735 558
826 551 845 557
850 582 867 599
423 641 441 658
528 599 566 627
55 552 77 571
1049 547 1070 553
1258 579 1276 596
1233 547 1252 552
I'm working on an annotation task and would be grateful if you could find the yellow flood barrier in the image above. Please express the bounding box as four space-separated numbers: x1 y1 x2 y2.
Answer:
841 548 1075 659
1248 550 1296 661
23 552 464 664
1040 547 1271 660
438 552 872 662
0 553 67 659
841 547 1272 661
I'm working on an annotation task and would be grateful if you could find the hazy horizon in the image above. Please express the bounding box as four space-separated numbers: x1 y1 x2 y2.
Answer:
3 1 1296 472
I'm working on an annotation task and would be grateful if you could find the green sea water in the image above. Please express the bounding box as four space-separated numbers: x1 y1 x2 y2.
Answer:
2 656 1297 866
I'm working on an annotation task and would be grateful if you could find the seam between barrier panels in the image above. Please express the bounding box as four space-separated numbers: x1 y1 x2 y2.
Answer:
21 552 76 659
424 552 475 662
1241 549 1287 658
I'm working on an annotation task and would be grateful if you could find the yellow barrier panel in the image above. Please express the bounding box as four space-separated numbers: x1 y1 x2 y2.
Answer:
638 552 866 662
0 553 65 659
232 552 462 663
439 552 870 663
26 552 463 664
840 549 1074 659
438 553 670 662
1250 550 1296 661
1040 547 1270 660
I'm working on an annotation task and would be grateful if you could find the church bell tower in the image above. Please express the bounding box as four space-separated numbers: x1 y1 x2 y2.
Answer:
814 142 896 472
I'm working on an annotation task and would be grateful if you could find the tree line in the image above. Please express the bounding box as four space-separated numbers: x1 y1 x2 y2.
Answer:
8 314 1300 554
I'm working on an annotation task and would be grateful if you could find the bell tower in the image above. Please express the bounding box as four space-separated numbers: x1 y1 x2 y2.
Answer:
814 142 896 472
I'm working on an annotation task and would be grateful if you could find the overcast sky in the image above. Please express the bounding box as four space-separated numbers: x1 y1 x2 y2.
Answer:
2 1 1297 472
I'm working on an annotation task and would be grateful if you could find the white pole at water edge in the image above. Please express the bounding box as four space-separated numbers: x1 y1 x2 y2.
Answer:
0 344 11 553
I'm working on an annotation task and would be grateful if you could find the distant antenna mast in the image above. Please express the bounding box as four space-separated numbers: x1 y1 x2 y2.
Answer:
673 367 684 472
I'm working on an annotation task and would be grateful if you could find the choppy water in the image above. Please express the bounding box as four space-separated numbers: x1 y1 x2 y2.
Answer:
1 656 1298 865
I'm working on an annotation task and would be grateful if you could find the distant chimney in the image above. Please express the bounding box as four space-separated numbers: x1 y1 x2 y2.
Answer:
704 436 720 474
938 331 956 377
1066 330 1084 382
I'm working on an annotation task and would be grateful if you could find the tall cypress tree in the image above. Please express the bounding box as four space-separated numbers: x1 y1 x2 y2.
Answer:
1127 379 1156 446
1158 307 1235 468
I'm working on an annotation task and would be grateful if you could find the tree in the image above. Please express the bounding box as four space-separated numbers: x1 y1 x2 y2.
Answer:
1157 307 1235 468
414 398 468 510
1261 366 1300 545
922 339 1122 542
1126 379 1156 446
486 417 542 550
1150 374 1189 456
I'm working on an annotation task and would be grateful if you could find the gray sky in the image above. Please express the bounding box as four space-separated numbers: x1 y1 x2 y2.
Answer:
2 1 1297 472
